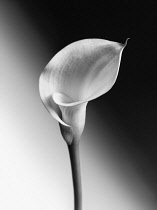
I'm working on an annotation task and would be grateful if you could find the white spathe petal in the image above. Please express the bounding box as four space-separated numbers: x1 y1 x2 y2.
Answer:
39 38 127 143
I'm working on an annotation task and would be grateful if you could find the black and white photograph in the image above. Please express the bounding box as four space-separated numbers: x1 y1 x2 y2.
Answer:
0 0 156 209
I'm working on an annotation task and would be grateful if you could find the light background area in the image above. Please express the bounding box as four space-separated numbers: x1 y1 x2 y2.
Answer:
0 1 156 210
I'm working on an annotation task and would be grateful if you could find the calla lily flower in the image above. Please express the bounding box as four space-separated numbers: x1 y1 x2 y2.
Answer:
39 38 128 210
39 38 126 145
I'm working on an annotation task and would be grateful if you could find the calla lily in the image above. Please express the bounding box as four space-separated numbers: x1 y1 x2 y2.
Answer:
39 38 128 210
39 38 126 145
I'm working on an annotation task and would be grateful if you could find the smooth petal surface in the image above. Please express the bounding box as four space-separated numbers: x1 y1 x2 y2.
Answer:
39 38 127 143
46 39 125 102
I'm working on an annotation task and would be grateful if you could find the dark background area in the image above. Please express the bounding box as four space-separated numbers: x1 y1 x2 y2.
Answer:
12 0 157 199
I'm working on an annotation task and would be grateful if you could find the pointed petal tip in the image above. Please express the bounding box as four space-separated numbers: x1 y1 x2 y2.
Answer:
120 38 130 49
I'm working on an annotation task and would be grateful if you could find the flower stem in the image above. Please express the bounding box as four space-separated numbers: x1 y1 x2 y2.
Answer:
68 143 82 210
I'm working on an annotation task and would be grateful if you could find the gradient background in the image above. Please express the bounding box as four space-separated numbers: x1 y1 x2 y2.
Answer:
0 0 156 209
